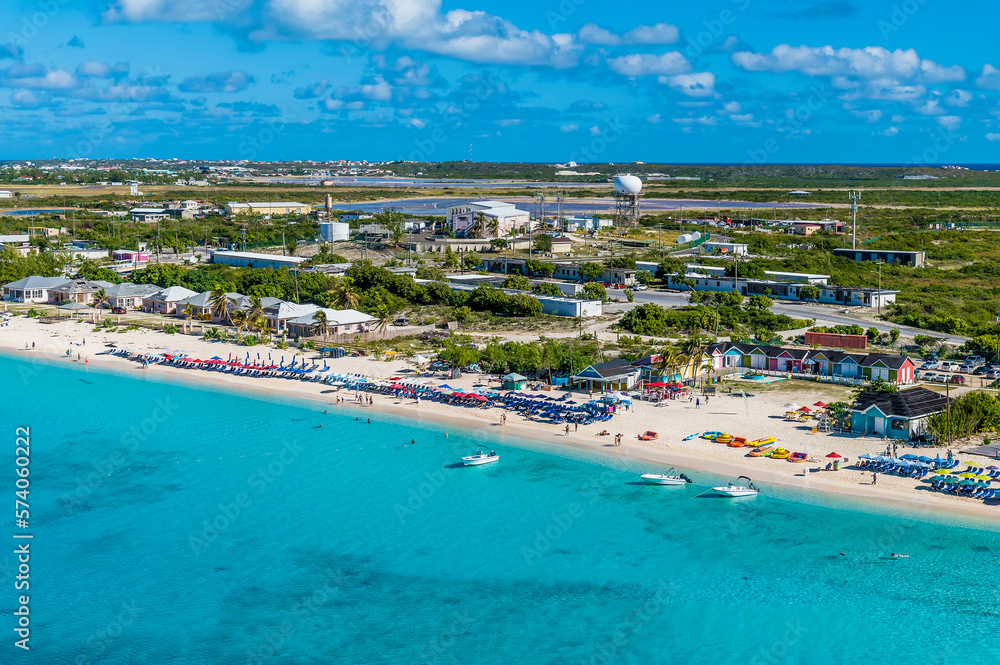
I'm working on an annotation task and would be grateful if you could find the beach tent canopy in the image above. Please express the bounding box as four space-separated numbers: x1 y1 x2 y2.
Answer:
826 452 842 458
502 373 528 382
58 302 90 310
813 401 828 408
412 355 431 364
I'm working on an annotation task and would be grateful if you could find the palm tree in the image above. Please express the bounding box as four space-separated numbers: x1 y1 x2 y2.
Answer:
210 285 233 324
182 304 195 334
92 288 109 311
470 212 486 239
245 296 265 327
230 310 248 338
655 348 681 383
679 335 707 381
311 310 330 342
331 277 359 310
487 217 500 239
375 306 393 338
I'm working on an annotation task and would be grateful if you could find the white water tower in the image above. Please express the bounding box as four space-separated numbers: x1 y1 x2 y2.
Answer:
613 174 642 229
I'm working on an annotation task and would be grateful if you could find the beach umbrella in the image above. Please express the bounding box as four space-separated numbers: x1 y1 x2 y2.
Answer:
826 452 842 458
813 401 828 408
783 402 800 410
900 454 917 460
977 475 994 481
959 472 977 478
933 469 951 475
957 479 976 486
211 356 223 361
798 406 812 413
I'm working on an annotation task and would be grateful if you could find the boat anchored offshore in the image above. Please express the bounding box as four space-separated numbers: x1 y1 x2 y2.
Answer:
712 476 760 497
640 468 693 485
462 445 499 466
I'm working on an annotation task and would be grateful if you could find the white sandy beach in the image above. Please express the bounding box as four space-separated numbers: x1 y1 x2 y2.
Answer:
2 312 997 524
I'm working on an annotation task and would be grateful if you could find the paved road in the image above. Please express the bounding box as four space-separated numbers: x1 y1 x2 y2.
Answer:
632 289 969 345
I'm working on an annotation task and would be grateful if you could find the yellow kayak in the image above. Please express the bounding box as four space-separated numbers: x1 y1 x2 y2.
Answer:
749 436 776 447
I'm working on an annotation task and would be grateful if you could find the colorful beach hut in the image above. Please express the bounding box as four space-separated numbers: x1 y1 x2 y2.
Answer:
501 372 528 390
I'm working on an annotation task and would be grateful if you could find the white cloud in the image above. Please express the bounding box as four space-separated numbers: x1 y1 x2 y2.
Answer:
891 114 906 122
937 115 961 130
673 116 717 126
976 64 1000 90
852 109 882 122
659 71 716 97
945 89 972 107
915 99 943 115
607 52 690 77
560 123 579 132
881 126 899 137
646 113 661 123
732 45 963 102
0 64 77 90
721 101 741 114
578 22 679 46
986 133 1000 142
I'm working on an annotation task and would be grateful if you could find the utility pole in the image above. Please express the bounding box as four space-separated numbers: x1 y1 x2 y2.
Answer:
849 190 862 249
870 261 883 318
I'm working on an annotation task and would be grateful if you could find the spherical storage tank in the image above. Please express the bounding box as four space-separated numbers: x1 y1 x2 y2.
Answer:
677 234 692 244
613 174 643 195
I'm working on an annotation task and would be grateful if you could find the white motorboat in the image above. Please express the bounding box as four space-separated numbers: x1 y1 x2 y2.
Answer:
640 468 692 485
462 445 499 466
712 476 760 497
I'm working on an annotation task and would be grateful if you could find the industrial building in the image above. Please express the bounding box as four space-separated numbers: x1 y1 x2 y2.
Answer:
447 200 530 238
319 222 351 242
832 248 925 267
211 250 307 270
225 202 313 216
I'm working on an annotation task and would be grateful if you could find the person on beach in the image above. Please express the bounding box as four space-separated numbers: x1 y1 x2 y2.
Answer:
872 472 878 485
695 398 700 409
574 422 578 432
565 424 571 436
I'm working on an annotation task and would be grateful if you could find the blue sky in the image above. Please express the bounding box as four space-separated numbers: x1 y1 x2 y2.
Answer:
2 0 1000 163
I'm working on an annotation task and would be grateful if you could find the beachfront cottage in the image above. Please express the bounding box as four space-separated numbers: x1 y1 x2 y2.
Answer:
850 387 948 439
263 301 320 333
2 276 70 303
571 359 641 392
631 353 709 382
704 343 915 385
103 283 161 310
285 308 376 338
144 286 198 314
48 279 116 305
174 291 243 321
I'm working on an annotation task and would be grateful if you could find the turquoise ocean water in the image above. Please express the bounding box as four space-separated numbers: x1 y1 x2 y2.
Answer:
3 353 1000 664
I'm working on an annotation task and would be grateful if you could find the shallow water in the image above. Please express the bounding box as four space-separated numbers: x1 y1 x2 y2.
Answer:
3 354 999 664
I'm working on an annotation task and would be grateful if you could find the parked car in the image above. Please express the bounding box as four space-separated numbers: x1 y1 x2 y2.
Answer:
633 284 648 291
957 364 973 373
966 355 985 366
393 318 409 327
111 306 127 314
973 367 988 376
935 374 951 383
951 374 966 384
921 372 939 382
920 361 935 369
940 362 959 372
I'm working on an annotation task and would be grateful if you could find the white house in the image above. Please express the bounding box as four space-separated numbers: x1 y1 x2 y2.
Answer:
0 190 12 198
2 276 70 303
286 308 376 338
448 200 530 238
103 283 161 309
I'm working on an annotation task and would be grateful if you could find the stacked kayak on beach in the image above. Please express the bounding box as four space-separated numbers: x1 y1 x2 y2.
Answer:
686 432 809 462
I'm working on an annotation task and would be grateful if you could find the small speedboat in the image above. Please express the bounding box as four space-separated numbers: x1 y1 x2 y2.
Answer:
461 445 499 466
712 476 760 497
638 431 658 441
640 468 692 485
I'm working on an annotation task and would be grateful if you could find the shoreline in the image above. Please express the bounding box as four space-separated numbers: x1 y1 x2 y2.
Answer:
3 316 999 528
